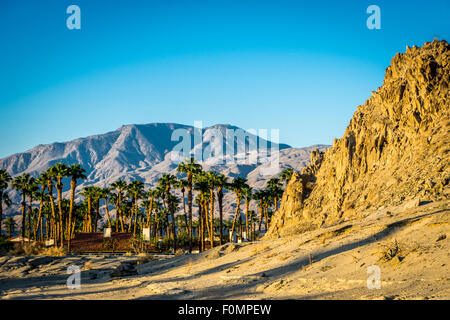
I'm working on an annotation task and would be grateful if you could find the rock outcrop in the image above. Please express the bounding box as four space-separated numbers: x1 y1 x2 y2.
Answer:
267 40 450 238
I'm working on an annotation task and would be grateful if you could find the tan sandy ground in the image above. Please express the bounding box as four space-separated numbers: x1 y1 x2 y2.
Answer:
0 200 449 300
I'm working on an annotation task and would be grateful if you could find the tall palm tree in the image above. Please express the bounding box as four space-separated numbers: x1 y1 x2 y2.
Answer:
91 186 103 233
80 186 95 232
194 193 205 251
267 177 283 213
177 157 202 252
158 174 178 247
145 188 159 228
35 173 48 242
168 193 180 251
50 163 69 246
176 179 189 233
67 164 86 250
194 173 210 249
12 173 32 243
43 168 58 245
253 190 266 235
228 177 249 241
26 178 38 243
242 185 253 240
4 216 15 238
101 187 112 229
0 169 12 237
127 180 144 236
111 180 127 232
206 171 221 247
215 174 228 245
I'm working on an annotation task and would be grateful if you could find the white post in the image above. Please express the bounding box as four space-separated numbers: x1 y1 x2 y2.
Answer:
104 227 111 238
143 227 150 241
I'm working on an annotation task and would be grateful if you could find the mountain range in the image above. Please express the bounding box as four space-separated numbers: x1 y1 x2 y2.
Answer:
0 122 329 219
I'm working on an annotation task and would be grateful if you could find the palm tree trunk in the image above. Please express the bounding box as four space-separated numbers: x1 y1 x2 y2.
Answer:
202 201 211 243
68 179 76 251
245 197 249 241
105 197 112 228
146 197 154 228
133 198 138 236
187 174 193 253
230 194 240 242
209 189 214 248
258 200 263 233
35 196 44 242
27 194 33 243
87 197 92 232
21 191 26 244
56 183 64 247
198 205 203 252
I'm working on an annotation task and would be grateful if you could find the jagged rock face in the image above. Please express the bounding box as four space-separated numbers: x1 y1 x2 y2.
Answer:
267 40 450 238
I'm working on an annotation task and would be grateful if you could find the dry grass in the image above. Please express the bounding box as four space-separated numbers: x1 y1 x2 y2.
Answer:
137 254 155 265
39 246 66 256
10 244 66 256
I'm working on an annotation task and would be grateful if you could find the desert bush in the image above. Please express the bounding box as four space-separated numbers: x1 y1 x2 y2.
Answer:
378 239 404 262
40 246 66 256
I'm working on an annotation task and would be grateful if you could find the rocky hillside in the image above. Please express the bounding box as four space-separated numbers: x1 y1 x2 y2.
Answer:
267 40 450 237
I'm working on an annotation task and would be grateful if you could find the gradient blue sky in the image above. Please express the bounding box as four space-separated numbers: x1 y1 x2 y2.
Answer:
1 0 449 158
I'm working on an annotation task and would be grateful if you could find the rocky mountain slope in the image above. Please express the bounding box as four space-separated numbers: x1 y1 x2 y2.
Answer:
0 123 328 219
267 40 450 238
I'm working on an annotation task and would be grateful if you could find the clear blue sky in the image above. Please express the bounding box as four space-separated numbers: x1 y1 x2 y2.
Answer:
1 0 449 158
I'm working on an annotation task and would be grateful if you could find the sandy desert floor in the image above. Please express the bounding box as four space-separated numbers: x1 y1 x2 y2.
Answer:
0 199 448 300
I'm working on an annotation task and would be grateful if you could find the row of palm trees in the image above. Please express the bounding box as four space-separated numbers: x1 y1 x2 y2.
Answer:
0 160 294 252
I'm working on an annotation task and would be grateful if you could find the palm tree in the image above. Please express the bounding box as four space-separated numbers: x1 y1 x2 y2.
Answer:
26 177 38 243
80 186 95 232
206 171 221 247
242 185 253 240
91 186 103 233
101 187 112 229
12 173 32 243
43 168 58 245
168 194 180 251
215 174 228 245
35 173 48 241
176 179 189 233
177 157 202 252
228 177 249 241
194 173 211 249
4 216 15 238
67 164 86 250
145 188 159 228
194 193 205 251
127 180 144 236
0 169 12 237
50 163 69 246
267 177 283 213
279 167 294 186
158 174 178 247
111 180 127 232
